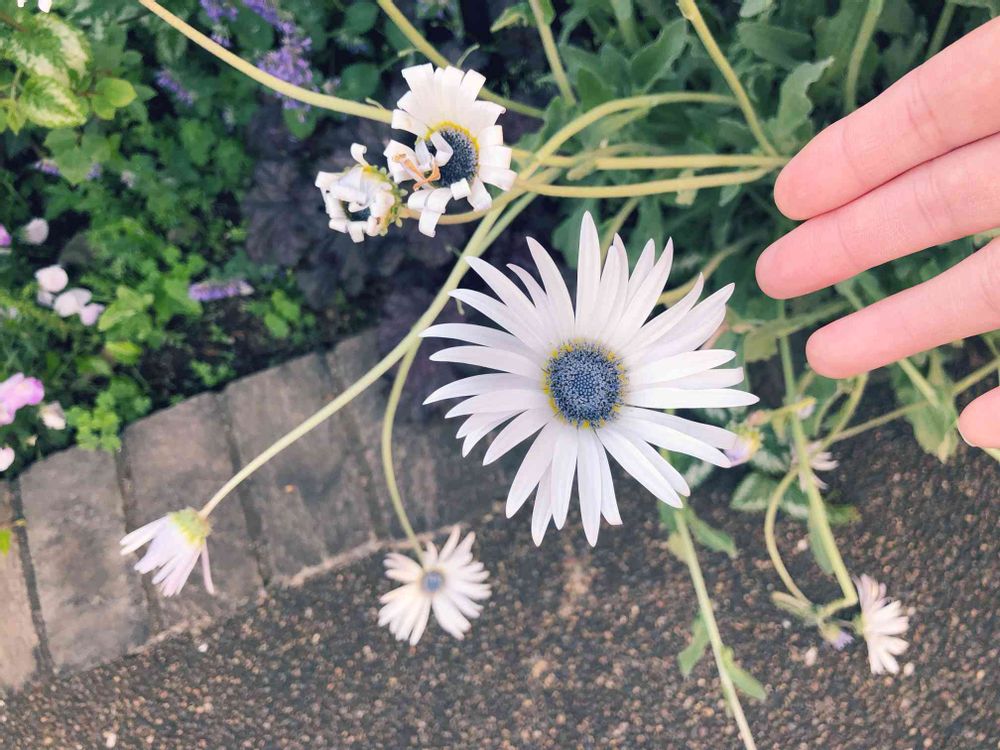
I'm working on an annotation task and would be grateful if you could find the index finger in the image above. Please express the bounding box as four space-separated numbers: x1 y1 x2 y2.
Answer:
774 15 1000 220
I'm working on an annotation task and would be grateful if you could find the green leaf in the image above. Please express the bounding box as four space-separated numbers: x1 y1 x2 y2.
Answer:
731 473 779 513
740 0 774 17
766 58 833 152
264 311 290 339
722 647 766 701
688 514 738 558
104 341 142 365
0 528 12 556
0 18 68 84
575 67 613 109
179 119 215 167
629 19 688 90
807 507 834 574
34 14 91 78
737 22 812 68
339 62 380 101
491 3 533 31
342 2 379 35
20 75 87 129
95 78 137 108
678 615 710 677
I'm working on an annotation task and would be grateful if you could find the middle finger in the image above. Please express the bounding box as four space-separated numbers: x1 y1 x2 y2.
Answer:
756 131 1000 300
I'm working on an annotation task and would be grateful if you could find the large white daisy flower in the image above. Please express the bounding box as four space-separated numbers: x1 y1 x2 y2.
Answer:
120 508 214 597
422 213 757 545
378 527 491 645
854 574 909 675
315 144 402 243
385 64 516 237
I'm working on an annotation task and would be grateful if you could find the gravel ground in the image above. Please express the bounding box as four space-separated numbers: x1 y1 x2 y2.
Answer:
1 416 997 750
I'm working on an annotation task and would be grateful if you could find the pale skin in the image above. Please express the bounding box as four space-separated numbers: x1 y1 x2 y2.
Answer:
756 16 1000 449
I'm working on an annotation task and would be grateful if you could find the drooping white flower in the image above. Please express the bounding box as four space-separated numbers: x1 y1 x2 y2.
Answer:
39 401 66 430
18 0 52 11
378 527 491 645
423 213 756 546
0 446 14 472
315 144 402 243
386 64 516 237
792 440 838 490
21 218 49 245
120 508 214 597
854 574 909 675
35 265 68 294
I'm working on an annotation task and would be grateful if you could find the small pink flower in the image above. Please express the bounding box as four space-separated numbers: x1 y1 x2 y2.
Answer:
53 288 92 318
0 374 45 425
0 224 11 248
35 265 68 294
79 303 105 327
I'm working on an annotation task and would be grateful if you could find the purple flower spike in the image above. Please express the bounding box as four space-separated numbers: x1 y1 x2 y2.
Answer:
155 69 196 107
188 278 255 302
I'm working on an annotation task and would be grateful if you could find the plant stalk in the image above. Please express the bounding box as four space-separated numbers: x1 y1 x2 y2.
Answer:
517 167 771 198
527 0 576 105
844 0 884 113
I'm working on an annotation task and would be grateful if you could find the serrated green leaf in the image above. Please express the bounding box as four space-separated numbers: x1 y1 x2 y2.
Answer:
1 26 67 85
766 58 833 152
34 13 91 78
491 3 532 31
731 472 779 513
737 21 812 68
20 75 86 129
95 78 136 108
678 615 709 677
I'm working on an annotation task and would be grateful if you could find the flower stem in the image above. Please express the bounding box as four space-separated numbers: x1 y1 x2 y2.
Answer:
528 0 576 105
657 234 763 306
137 0 394 122
600 196 641 258
763 469 810 604
198 186 543 519
926 1 956 60
674 510 758 750
677 0 778 156
777 303 857 615
517 167 771 198
381 340 426 562
844 0 884 113
375 0 545 119
594 154 789 171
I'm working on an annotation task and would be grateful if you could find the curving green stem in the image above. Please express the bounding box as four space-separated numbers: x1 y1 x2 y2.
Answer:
926 2 956 60
599 196 641 257
528 0 576 105
777 303 857 615
677 0 778 156
595 154 789 171
137 0 393 122
763 469 810 604
518 167 771 198
381 341 426 562
844 0 884 113
674 510 759 750
376 0 545 119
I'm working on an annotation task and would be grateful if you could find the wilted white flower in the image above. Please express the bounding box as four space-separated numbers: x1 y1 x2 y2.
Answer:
724 424 762 466
386 64 515 237
378 527 491 645
854 574 909 675
0 446 14 472
39 401 66 430
18 0 52 10
35 265 68 294
315 144 402 242
21 218 49 245
120 508 214 597
792 440 838 490
423 213 756 545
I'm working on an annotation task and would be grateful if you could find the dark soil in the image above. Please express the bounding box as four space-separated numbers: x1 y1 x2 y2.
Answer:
1 408 997 749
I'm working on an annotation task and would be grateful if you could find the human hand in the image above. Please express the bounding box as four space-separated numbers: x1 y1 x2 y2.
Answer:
755 17 1000 449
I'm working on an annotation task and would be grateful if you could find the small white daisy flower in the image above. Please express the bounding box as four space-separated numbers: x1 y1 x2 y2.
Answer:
423 212 757 546
792 440 838 491
378 527 491 645
21 218 49 245
120 508 214 597
315 144 402 243
854 574 909 675
724 424 762 466
386 64 516 237
39 401 66 430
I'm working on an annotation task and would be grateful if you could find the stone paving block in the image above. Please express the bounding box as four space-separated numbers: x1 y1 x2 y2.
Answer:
224 354 378 580
0 483 40 693
18 449 148 673
326 332 512 537
122 393 262 627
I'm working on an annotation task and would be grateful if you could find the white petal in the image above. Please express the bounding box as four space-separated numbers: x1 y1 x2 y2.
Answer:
424 373 534 404
630 349 737 387
597 426 681 506
506 422 560 517
527 237 575 341
531 471 553 546
483 408 552 465
549 426 578 530
577 429 603 546
623 275 705 356
431 345 542 378
626 386 759 410
574 212 602 336
616 408 731 467
445 389 548 418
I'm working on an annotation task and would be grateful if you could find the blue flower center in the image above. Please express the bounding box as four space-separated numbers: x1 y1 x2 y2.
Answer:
435 127 478 186
544 343 625 427
422 570 445 593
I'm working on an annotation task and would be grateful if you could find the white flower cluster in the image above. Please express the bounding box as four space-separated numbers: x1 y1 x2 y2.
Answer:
316 64 516 241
